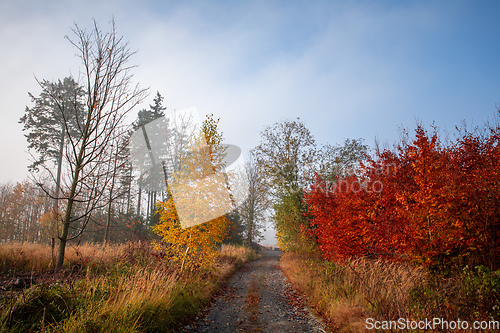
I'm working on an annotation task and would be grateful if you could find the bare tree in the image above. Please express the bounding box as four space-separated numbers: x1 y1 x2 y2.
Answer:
45 20 148 270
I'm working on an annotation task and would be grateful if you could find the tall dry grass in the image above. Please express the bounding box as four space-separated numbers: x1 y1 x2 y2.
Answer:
280 253 425 332
53 243 259 332
54 266 180 332
0 241 154 275
0 242 258 332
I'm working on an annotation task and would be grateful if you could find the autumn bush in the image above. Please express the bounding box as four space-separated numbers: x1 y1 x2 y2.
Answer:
306 125 500 269
151 114 237 271
152 198 230 270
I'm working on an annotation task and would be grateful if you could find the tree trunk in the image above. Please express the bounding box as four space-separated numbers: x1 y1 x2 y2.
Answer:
56 195 75 270
247 207 254 247
104 202 113 246
54 125 66 210
56 119 88 271
146 190 151 221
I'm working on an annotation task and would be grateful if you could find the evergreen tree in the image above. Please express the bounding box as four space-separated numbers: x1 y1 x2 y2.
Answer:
132 91 166 129
20 77 85 208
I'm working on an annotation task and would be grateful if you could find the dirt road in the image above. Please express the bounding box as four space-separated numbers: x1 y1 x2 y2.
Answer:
181 250 328 333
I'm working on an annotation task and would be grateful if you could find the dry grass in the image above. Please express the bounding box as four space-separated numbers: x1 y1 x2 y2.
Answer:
0 242 53 274
0 242 259 332
55 243 259 332
0 242 132 274
55 265 180 332
0 242 257 275
280 253 425 332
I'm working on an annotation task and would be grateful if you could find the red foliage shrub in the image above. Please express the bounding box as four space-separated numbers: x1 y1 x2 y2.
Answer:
306 126 500 269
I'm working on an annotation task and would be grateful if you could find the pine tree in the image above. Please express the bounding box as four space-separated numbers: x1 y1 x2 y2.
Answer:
20 77 85 208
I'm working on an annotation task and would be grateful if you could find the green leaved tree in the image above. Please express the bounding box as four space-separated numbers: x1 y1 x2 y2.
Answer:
252 118 316 252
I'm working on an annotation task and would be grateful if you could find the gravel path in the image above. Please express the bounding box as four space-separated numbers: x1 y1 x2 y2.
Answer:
180 250 328 333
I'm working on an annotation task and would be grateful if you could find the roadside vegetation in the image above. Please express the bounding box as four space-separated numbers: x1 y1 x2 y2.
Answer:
281 252 500 332
0 241 258 332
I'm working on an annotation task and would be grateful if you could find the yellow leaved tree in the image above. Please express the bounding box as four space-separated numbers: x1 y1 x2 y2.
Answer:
152 114 231 269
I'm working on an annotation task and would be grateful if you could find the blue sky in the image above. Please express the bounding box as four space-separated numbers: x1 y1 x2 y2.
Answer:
1 1 499 186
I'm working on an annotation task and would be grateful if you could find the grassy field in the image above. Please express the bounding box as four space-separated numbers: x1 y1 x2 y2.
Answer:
0 241 259 332
280 252 500 332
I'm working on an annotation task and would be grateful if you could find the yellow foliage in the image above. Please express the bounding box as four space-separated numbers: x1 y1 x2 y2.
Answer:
152 199 229 269
152 114 231 270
